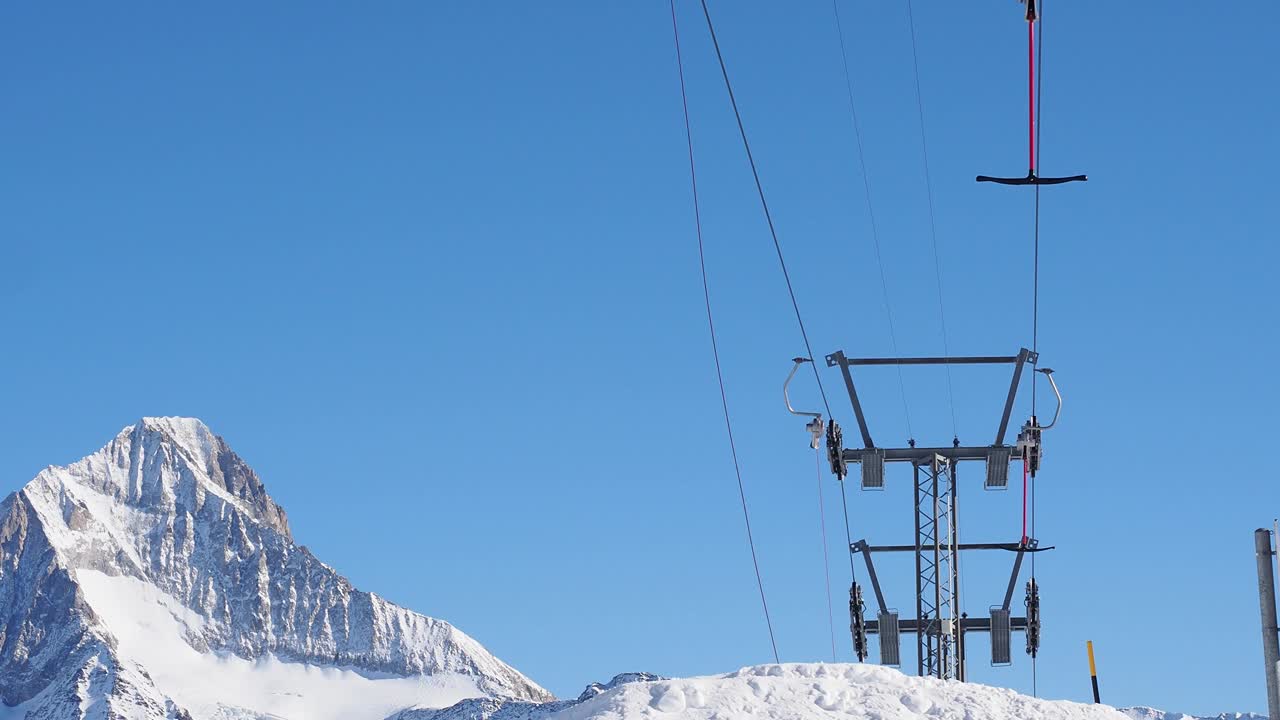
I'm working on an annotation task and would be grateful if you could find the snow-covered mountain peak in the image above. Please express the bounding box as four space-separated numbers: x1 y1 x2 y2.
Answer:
27 416 291 542
135 416 216 454
1 418 550 719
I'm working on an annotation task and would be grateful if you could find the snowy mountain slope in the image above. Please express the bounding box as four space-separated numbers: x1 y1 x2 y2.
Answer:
1122 708 1267 720
389 673 665 720
0 418 550 719
396 663 1139 720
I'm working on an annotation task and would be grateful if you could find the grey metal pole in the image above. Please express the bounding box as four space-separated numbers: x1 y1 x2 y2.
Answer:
953 463 964 682
914 464 925 676
1255 529 1280 720
933 463 943 679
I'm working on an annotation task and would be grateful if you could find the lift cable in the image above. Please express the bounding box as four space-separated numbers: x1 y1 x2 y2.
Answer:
904 0 959 440
831 0 914 443
698 0 863 662
815 448 838 662
669 0 780 664
838 472 858 582
698 0 834 419
1031 1 1045 418
1030 0 1045 696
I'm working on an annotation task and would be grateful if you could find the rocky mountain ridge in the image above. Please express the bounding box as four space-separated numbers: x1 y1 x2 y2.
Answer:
0 418 549 720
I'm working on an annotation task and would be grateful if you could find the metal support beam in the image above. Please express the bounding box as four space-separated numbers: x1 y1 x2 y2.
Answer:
1255 529 1280 720
865 616 1029 633
952 463 963 681
827 351 874 449
843 355 1021 366
854 542 1048 554
852 540 889 616
913 463 925 675
844 446 1016 465
996 348 1034 446
1002 543 1032 611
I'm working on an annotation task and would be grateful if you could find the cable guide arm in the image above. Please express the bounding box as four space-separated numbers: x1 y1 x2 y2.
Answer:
1035 367 1063 430
784 357 825 449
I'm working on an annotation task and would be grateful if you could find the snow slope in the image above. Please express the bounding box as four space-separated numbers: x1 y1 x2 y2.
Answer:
558 664 1133 720
0 418 549 719
74 570 485 720
401 663 1137 720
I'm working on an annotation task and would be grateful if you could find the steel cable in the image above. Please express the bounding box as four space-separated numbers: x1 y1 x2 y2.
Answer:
669 0 780 664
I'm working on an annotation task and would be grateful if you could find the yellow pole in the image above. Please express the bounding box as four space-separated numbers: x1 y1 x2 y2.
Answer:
1086 641 1100 703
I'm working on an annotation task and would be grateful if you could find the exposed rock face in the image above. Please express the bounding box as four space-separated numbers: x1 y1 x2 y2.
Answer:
0 418 550 719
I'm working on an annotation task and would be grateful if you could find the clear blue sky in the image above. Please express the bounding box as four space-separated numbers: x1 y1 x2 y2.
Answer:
1 1 1275 714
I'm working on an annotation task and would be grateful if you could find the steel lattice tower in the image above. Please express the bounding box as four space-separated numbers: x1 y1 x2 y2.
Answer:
914 455 958 678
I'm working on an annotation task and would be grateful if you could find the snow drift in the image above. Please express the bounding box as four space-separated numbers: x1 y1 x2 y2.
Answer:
398 663 1136 720
557 664 1135 720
